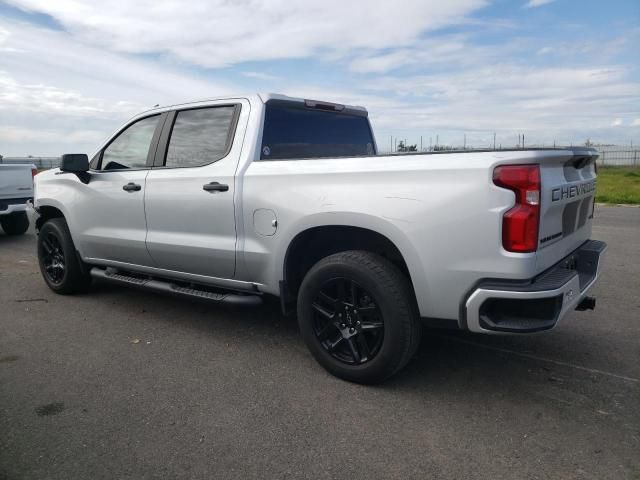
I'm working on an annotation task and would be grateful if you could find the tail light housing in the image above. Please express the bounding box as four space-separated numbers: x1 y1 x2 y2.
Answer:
493 164 541 253
31 167 38 179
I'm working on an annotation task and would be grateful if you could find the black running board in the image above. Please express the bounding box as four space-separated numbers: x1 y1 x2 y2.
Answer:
90 267 262 306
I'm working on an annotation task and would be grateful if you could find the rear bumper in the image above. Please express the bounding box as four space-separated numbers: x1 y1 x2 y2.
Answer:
0 197 32 215
465 240 607 334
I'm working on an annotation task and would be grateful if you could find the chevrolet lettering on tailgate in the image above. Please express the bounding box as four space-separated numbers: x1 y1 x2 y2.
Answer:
551 180 597 202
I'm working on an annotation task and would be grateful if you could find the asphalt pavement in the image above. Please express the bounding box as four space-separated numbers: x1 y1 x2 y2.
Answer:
1 206 638 480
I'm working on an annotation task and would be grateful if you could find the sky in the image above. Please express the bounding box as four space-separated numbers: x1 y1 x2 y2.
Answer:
0 0 638 156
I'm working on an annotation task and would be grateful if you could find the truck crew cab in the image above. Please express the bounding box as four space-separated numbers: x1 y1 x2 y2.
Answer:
33 94 606 383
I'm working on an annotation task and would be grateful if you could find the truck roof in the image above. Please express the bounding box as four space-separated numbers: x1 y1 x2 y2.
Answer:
140 93 368 116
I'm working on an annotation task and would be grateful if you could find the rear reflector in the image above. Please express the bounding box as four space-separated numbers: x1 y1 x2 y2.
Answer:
493 164 541 253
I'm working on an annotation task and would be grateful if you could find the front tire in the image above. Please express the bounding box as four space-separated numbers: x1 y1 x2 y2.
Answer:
297 251 421 384
0 211 29 235
37 218 91 294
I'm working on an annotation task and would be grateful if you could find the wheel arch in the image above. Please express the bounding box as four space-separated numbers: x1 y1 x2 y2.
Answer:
35 204 65 231
280 215 426 313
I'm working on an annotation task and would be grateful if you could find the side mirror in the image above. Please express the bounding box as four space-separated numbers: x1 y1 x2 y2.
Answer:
60 153 90 184
60 154 89 173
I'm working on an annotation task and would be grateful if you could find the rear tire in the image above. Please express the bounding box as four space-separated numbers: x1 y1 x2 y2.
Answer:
0 211 29 235
297 250 421 384
37 218 91 294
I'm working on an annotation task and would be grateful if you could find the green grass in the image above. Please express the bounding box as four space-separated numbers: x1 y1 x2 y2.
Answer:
595 167 640 205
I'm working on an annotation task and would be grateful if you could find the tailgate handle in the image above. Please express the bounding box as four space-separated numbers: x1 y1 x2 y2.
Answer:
203 182 229 192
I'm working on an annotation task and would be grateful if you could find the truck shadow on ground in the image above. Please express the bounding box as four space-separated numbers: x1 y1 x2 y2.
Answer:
0 229 26 242
7 230 630 404
87 280 628 402
0 225 37 243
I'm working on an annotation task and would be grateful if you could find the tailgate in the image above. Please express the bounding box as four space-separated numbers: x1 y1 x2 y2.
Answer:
536 149 598 273
0 164 34 201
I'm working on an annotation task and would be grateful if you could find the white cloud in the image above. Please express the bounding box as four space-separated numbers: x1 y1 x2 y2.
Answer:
0 71 141 117
525 0 556 8
349 34 518 73
350 53 406 74
534 37 627 59
0 125 105 144
357 64 640 146
536 46 554 55
0 2 637 154
242 72 280 81
5 0 487 68
611 118 624 127
0 19 234 155
0 20 231 105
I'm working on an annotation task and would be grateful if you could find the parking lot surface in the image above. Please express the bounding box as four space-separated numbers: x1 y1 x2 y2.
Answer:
1 206 639 480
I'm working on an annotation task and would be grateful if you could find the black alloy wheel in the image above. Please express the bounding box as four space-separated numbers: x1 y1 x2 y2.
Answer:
37 217 91 294
40 231 66 285
298 250 421 384
311 277 384 365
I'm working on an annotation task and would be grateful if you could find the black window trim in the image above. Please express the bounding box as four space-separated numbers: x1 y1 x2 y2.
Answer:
152 104 241 169
258 99 377 162
92 112 168 172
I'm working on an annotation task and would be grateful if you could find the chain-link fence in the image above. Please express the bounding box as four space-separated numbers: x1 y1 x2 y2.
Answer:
385 145 640 166
596 149 639 167
0 156 61 169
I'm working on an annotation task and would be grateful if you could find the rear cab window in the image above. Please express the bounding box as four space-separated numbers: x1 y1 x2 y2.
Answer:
260 101 375 160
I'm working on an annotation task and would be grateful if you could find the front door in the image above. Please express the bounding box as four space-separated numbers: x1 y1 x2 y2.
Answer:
144 103 244 279
74 114 163 266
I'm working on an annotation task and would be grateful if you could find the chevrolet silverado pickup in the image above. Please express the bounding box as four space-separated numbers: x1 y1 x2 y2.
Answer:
1 163 35 235
33 94 606 383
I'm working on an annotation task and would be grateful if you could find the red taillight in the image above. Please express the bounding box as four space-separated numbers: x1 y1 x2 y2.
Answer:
31 167 38 179
493 164 541 253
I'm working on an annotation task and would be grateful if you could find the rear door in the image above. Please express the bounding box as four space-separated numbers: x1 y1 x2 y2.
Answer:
144 101 246 279
536 150 598 272
74 114 165 266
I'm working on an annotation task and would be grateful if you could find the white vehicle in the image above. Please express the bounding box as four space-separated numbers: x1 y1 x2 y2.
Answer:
0 163 35 235
33 94 606 383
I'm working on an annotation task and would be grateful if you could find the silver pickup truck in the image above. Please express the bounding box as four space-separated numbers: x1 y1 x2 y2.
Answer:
33 93 606 383
1 163 35 235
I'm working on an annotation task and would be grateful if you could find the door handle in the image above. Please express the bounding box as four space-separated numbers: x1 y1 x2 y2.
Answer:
203 182 229 192
122 182 142 192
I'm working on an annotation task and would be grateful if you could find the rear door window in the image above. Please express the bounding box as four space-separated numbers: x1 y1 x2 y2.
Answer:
260 103 375 160
164 106 237 168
